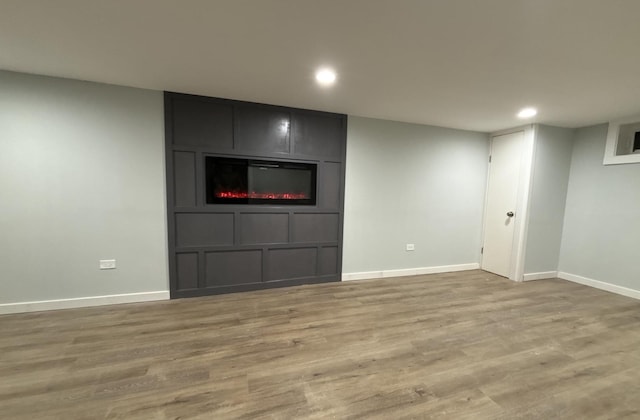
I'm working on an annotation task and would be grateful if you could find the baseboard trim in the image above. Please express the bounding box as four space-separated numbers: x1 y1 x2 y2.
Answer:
342 263 480 282
523 271 558 281
557 272 640 301
0 291 170 315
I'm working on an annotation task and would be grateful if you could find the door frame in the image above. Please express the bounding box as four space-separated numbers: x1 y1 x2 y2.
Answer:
480 124 537 281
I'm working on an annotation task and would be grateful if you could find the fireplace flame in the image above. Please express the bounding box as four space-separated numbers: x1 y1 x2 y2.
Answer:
215 191 309 200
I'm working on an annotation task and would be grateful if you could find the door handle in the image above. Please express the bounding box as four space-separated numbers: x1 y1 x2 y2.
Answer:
506 211 515 217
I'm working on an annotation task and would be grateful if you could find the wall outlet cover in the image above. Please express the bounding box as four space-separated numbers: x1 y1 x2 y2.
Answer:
406 244 415 251
99 259 116 270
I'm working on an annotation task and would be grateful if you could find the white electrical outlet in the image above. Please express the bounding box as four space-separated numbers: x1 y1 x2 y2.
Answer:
406 244 415 251
99 259 116 270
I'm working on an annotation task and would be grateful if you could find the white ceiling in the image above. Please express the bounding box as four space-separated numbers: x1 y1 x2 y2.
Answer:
2 0 640 132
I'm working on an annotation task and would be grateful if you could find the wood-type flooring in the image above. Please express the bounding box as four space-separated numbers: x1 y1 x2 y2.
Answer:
2 270 640 419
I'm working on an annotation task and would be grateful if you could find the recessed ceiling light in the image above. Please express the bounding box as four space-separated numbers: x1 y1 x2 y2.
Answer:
315 68 336 86
517 107 537 119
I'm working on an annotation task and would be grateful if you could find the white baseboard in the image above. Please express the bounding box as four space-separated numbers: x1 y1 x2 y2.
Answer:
0 291 170 315
342 263 480 282
523 271 558 281
557 272 640 301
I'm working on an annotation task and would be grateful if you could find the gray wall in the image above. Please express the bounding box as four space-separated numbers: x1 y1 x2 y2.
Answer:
1 71 490 306
0 71 168 304
15 70 637 305
343 116 489 273
559 124 640 290
524 125 574 274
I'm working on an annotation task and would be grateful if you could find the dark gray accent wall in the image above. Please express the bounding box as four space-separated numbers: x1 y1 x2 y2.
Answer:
165 92 347 298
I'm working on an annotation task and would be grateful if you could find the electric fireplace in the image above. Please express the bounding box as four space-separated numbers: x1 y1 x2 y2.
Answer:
205 156 317 205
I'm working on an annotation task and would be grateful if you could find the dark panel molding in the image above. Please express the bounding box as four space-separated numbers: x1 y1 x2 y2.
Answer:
170 275 339 299
165 92 347 298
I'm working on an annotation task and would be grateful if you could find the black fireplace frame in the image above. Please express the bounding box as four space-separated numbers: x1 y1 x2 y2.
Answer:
205 156 318 206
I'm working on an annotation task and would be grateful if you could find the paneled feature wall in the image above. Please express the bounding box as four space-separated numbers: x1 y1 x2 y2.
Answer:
165 93 347 298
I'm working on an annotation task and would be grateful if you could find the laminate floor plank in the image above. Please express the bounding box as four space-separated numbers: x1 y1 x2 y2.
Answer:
2 269 640 418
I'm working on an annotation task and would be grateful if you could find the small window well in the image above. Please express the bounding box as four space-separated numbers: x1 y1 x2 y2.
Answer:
603 114 640 165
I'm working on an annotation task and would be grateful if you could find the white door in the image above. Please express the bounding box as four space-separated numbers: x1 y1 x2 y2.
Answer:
482 131 524 277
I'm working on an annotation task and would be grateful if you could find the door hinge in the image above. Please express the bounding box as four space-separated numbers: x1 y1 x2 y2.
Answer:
481 247 484 254
489 155 492 163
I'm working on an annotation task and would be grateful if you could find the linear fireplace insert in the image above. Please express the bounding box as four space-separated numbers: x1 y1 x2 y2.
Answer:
205 156 317 205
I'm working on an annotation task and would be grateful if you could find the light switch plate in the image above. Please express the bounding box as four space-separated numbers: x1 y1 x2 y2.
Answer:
406 244 415 251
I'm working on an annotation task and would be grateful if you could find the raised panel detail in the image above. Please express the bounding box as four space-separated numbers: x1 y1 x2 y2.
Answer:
205 250 262 286
175 213 234 247
166 93 346 298
267 248 316 281
319 247 338 275
235 105 290 154
176 253 198 290
292 213 339 243
173 151 196 207
292 112 343 158
321 162 341 209
240 213 289 245
172 98 233 149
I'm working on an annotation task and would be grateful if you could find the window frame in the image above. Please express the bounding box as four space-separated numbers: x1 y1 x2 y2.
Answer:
603 113 640 165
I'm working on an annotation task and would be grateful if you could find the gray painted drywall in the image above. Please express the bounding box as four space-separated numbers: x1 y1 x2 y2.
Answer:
343 116 489 273
0 71 168 304
524 125 574 273
559 124 640 289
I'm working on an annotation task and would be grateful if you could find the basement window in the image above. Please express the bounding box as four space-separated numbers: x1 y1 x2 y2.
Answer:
603 115 640 165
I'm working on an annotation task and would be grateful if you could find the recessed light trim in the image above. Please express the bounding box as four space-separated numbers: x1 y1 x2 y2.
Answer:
517 107 537 119
315 68 336 86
